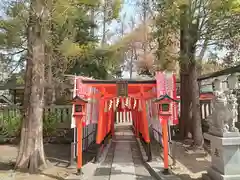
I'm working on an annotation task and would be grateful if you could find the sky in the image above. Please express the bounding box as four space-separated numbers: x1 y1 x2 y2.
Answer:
0 0 229 79
117 1 146 79
118 1 139 79
103 0 141 44
99 0 141 79
117 0 229 79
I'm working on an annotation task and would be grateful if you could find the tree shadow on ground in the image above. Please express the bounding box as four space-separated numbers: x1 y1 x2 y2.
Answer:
0 142 98 172
150 136 210 180
0 161 15 171
45 142 98 166
40 173 65 180
151 165 205 180
44 144 71 165
177 174 202 180
171 142 210 174
94 167 154 180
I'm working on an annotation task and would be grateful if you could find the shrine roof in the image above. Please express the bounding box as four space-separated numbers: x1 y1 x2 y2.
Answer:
198 65 240 81
81 79 156 84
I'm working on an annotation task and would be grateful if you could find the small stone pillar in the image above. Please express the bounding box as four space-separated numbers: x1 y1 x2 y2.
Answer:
203 75 240 180
235 76 240 130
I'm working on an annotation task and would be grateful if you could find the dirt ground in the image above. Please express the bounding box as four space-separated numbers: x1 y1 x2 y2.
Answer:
170 141 211 180
0 140 211 180
151 139 211 180
0 144 96 180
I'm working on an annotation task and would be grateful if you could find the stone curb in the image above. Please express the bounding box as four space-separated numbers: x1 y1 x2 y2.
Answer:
202 173 212 180
65 139 112 180
136 138 181 180
136 138 158 179
98 139 112 163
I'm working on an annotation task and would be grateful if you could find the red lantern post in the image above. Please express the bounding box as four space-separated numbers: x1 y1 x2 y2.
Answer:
154 94 178 174
72 96 88 175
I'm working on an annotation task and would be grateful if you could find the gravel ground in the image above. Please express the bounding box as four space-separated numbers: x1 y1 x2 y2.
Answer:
0 143 97 180
150 139 211 180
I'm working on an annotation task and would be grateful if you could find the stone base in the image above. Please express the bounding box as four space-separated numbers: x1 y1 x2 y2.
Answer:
208 128 240 137
202 173 212 180
65 174 86 180
203 133 240 180
204 133 240 146
67 162 77 169
202 167 240 180
235 122 240 131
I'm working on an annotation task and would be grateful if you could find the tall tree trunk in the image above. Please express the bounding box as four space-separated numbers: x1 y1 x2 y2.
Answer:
121 17 125 67
188 23 203 146
179 74 192 138
45 0 55 105
45 41 55 105
15 38 33 170
15 0 48 173
45 48 55 105
90 7 95 37
179 4 191 139
129 17 135 79
189 61 203 146
129 47 134 79
143 0 147 61
179 4 203 145
101 1 107 47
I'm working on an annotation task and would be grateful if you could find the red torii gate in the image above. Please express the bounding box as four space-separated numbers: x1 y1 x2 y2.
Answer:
82 80 157 145
72 73 179 174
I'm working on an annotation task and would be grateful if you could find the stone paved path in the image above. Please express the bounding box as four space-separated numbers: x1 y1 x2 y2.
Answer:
93 125 155 180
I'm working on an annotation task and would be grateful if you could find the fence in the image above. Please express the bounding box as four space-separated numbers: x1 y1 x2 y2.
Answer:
0 105 72 125
150 98 213 145
0 105 97 152
115 111 133 124
0 99 214 144
200 100 212 120
81 123 97 151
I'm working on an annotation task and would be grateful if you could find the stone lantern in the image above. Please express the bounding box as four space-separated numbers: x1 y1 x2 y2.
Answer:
212 78 222 91
203 75 240 180
227 73 238 90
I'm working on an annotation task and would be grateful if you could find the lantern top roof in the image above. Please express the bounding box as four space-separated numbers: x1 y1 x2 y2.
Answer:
153 94 179 103
72 95 88 103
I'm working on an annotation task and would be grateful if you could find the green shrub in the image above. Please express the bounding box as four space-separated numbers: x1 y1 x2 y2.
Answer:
0 108 68 140
202 119 209 133
43 112 59 137
0 110 21 138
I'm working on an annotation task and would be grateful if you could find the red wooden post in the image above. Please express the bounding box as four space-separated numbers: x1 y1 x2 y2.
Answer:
107 110 110 133
96 99 104 144
105 101 108 136
141 98 152 162
132 110 137 136
107 102 112 133
116 110 119 124
111 108 115 137
96 87 106 144
135 111 138 137
76 116 83 174
162 119 169 172
71 94 88 175
136 110 139 137
141 99 150 143
103 100 107 137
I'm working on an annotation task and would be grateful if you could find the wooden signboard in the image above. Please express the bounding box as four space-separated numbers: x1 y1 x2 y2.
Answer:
116 80 128 97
